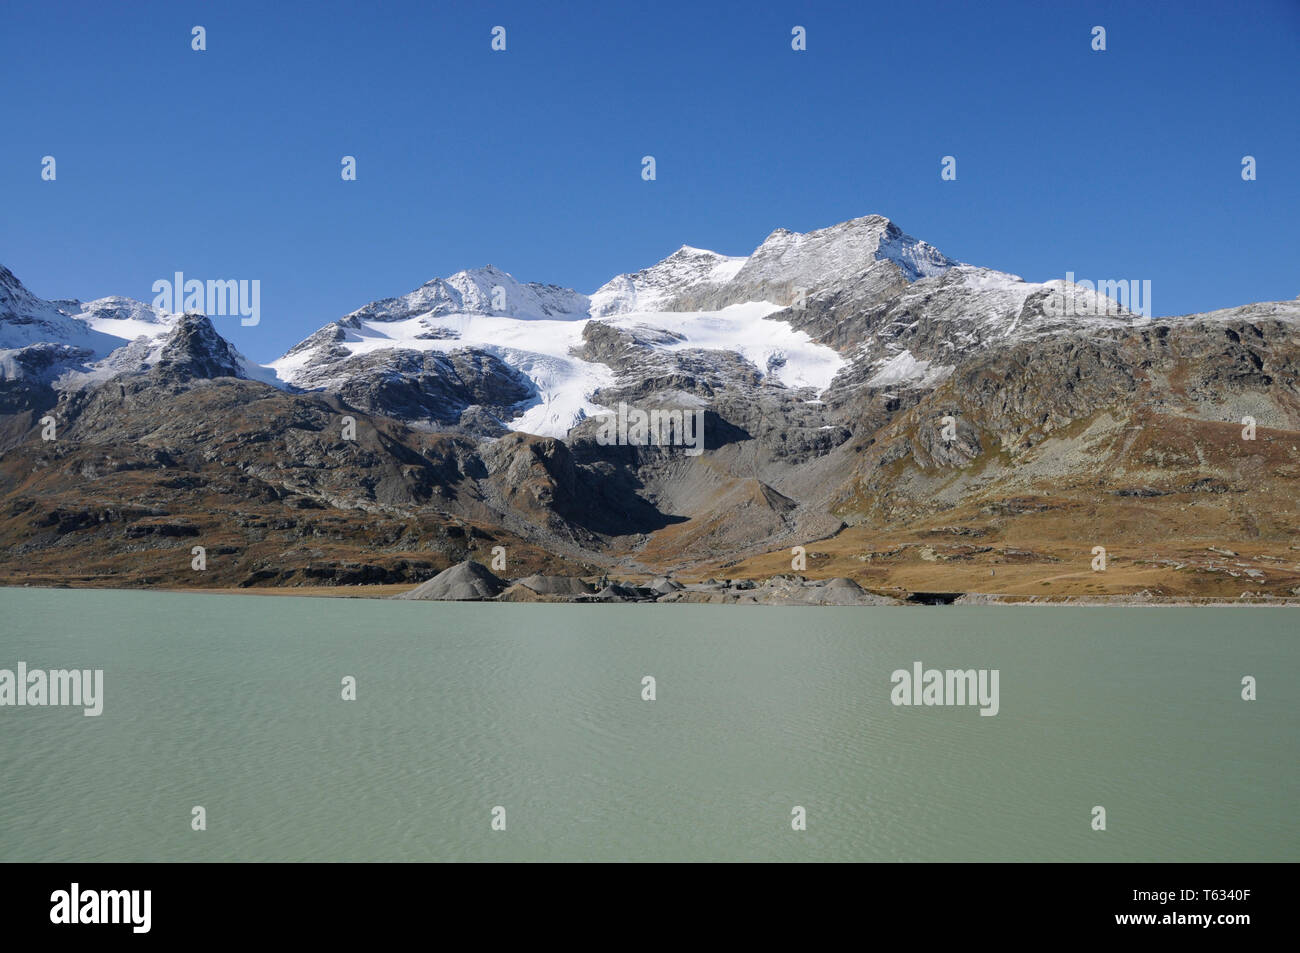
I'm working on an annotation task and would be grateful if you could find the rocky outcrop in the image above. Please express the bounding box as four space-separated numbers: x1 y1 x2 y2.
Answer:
153 314 245 381
285 347 535 434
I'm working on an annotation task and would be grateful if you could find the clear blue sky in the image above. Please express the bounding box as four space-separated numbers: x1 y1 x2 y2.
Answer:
2 0 1297 360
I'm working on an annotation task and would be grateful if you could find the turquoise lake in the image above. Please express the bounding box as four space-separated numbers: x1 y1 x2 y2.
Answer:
0 589 1295 861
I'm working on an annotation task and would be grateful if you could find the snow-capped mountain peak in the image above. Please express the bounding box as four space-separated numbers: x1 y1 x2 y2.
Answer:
0 267 275 392
734 214 959 290
589 244 746 316
0 265 45 314
0 268 173 357
345 266 590 326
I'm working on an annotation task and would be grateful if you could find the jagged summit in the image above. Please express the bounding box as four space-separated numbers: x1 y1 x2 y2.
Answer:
589 214 955 316
77 296 174 326
348 265 590 324
0 265 38 311
736 214 958 288
589 244 746 316
154 313 246 380
0 266 273 392
0 267 153 357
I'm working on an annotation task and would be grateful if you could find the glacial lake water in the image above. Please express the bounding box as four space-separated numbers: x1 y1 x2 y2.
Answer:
0 588 1295 862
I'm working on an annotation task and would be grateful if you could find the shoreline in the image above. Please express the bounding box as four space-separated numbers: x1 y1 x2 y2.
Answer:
3 582 1298 607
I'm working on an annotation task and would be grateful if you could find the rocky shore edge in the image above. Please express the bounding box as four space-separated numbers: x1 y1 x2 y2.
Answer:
393 560 903 605
392 561 1300 607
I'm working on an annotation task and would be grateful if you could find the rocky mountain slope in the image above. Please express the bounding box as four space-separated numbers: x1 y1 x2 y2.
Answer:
3 215 1298 598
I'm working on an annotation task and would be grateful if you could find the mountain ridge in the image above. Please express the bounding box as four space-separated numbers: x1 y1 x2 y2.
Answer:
3 213 1298 599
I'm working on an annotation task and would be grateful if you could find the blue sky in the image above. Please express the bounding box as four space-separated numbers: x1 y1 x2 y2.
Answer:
2 0 1297 360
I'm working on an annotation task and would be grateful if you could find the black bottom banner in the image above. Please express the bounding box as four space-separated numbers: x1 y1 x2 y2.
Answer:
3 862 1281 941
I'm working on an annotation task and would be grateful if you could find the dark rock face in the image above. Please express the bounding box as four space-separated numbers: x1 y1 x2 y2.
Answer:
0 343 91 417
292 348 535 435
154 314 245 381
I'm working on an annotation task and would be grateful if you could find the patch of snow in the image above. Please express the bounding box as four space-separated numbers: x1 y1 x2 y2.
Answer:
865 350 954 388
603 301 844 393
